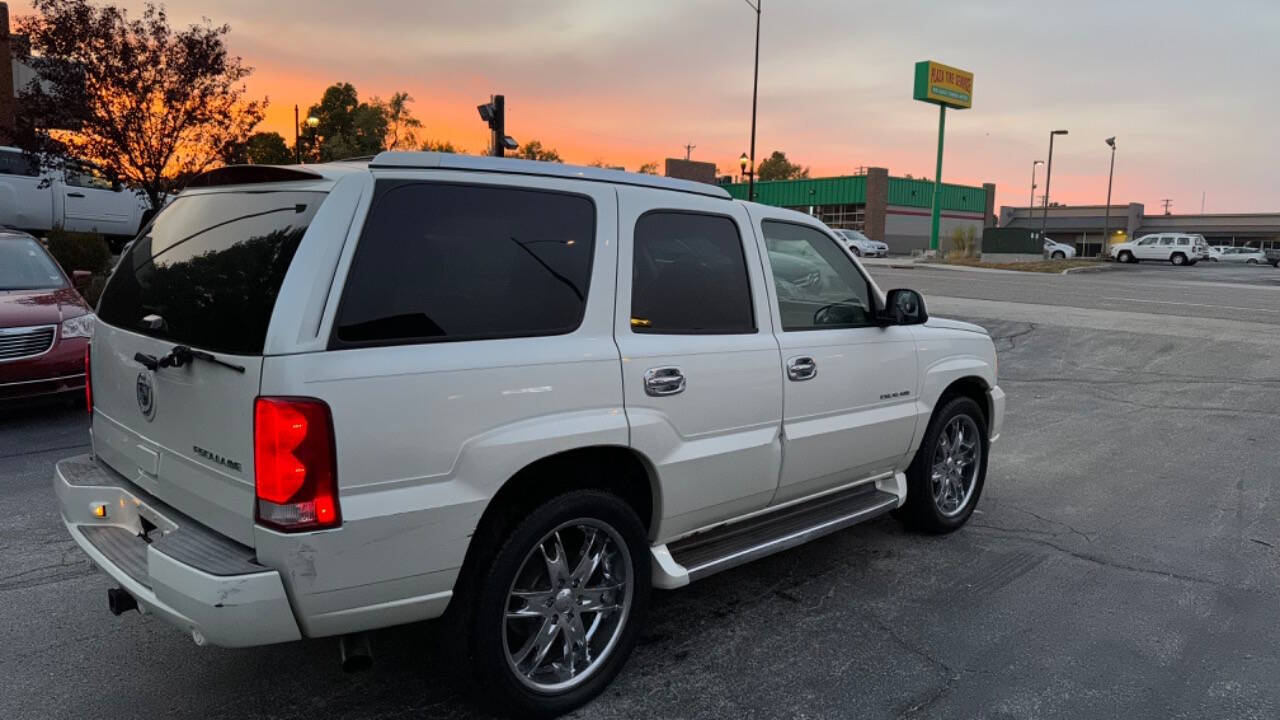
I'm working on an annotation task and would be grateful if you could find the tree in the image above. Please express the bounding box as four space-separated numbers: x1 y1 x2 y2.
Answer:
301 83 387 162
382 91 422 150
637 162 659 175
221 131 292 165
756 151 809 181
14 0 265 211
514 140 562 163
420 139 460 153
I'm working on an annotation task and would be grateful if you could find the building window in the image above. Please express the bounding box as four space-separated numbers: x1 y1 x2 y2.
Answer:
786 204 866 232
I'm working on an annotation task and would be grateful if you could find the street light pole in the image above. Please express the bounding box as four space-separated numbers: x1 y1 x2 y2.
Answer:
1102 137 1116 258
1040 129 1068 239
1029 159 1043 222
745 0 760 202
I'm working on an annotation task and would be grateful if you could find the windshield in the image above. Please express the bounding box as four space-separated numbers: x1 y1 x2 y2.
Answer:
0 237 67 291
96 190 323 355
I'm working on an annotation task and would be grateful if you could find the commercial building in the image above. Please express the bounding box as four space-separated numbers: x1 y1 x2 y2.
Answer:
724 167 995 254
1000 204 1280 255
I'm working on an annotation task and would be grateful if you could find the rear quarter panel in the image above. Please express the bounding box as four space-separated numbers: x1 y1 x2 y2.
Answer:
255 171 626 637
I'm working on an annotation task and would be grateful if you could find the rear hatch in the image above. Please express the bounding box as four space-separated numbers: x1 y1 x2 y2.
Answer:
92 186 324 545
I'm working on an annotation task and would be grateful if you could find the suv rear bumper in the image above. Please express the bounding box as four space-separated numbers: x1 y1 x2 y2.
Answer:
55 455 301 648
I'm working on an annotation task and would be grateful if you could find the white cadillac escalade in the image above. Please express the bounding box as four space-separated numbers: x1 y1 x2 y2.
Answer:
57 154 1004 718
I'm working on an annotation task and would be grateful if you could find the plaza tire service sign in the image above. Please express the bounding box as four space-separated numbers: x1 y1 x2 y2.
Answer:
913 60 974 109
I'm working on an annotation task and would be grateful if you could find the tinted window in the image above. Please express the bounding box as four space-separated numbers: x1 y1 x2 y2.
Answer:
64 163 115 190
762 221 874 330
631 212 754 334
0 149 39 177
0 236 66 290
97 190 322 354
1176 237 1190 246
334 182 595 346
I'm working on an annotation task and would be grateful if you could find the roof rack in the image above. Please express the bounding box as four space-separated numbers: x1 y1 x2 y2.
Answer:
367 151 731 200
185 165 323 188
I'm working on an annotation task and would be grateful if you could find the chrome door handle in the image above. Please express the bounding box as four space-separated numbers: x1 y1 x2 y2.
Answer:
787 356 817 381
644 366 686 397
66 192 85 198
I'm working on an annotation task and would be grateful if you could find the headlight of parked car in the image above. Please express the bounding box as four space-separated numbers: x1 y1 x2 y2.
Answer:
61 313 96 339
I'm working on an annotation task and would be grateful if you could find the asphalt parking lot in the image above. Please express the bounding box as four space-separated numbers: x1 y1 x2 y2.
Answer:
4 265 1279 719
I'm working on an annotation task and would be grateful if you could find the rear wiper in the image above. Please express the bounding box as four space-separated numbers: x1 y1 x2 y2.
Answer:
134 345 245 374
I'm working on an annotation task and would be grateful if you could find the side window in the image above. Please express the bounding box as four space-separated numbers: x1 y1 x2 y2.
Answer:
762 220 874 331
334 182 596 346
630 211 755 334
64 163 114 190
1138 237 1156 246
1158 236 1174 246
0 149 39 177
1176 237 1190 246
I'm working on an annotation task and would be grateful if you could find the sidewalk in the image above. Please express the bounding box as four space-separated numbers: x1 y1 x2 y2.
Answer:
859 256 1122 276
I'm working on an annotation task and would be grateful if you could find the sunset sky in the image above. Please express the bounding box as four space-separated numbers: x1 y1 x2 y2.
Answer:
13 0 1279 212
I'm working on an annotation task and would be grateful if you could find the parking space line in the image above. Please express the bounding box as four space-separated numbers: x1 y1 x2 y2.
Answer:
1096 296 1280 314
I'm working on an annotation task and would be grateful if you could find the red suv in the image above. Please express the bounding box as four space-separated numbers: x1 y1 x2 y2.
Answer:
0 230 95 404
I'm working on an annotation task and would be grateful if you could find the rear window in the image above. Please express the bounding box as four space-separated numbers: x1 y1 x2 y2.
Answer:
332 181 595 347
97 190 323 355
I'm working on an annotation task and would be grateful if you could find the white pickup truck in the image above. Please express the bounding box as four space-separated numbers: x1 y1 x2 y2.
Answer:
58 155 1004 718
0 146 151 250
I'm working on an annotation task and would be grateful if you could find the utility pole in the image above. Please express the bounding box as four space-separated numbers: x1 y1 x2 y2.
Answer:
294 105 300 164
683 143 696 161
745 0 761 202
1029 160 1043 218
1201 191 1205 214
1161 198 1173 215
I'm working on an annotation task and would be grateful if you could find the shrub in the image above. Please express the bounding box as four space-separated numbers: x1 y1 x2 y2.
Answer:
45 227 110 274
946 226 978 259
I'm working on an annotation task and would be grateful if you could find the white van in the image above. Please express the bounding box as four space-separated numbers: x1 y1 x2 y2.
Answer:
1109 233 1209 265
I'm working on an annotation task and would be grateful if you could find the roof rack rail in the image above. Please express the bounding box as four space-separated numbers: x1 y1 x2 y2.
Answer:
367 151 731 200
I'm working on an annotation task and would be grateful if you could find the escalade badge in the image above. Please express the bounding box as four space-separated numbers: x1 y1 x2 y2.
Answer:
136 371 156 421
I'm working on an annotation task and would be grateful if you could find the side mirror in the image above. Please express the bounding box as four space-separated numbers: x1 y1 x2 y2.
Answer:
71 270 93 290
879 288 928 326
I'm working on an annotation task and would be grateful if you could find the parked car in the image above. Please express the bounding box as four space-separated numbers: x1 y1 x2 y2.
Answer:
1204 245 1225 262
1043 237 1077 259
833 228 889 257
56 155 1003 718
0 229 94 403
1109 233 1209 265
1217 247 1267 264
1266 249 1280 268
0 146 153 252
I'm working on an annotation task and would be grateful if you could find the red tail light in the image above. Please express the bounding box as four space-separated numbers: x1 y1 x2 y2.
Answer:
254 397 340 531
84 342 93 414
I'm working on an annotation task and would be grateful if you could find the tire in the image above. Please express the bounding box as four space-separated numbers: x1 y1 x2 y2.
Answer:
462 490 650 719
1118 251 1135 264
1051 251 1065 260
851 247 863 257
1247 258 1259 265
1171 253 1187 266
898 396 989 534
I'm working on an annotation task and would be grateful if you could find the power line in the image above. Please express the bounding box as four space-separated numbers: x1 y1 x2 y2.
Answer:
683 143 696 161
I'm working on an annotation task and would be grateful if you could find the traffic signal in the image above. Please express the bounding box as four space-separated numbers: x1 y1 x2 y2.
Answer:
477 94 518 157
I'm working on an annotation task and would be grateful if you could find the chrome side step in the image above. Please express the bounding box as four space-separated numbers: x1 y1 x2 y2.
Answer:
663 482 899 584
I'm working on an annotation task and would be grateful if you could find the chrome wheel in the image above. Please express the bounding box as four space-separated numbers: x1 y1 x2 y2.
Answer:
503 519 633 694
931 415 981 517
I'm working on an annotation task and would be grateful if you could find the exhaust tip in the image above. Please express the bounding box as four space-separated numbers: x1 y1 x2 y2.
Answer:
107 587 138 616
338 632 373 673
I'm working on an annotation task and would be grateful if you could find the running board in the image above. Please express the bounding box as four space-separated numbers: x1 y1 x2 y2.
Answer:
658 483 899 586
